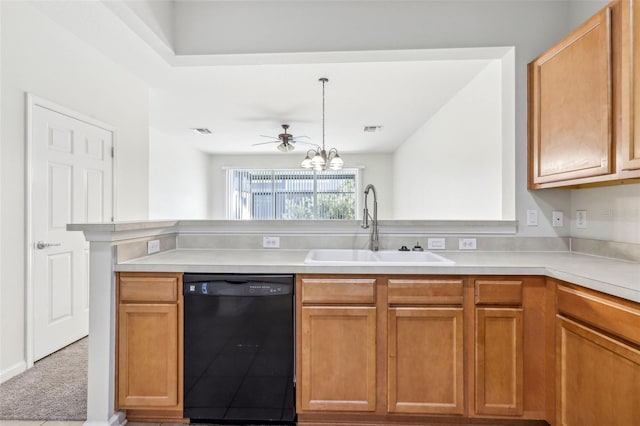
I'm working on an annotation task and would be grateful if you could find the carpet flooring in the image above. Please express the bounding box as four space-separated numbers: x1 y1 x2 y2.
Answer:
0 338 87 421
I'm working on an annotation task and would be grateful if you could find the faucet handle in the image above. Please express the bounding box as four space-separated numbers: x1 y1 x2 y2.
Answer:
399 245 410 251
412 242 424 251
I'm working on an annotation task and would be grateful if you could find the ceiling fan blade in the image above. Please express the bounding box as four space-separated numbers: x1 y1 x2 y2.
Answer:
252 141 279 146
259 135 279 139
291 135 310 140
292 141 318 147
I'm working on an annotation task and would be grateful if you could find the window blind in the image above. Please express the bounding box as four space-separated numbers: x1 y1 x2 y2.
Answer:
227 168 358 220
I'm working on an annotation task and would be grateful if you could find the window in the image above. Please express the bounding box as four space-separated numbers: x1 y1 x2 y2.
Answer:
227 168 358 220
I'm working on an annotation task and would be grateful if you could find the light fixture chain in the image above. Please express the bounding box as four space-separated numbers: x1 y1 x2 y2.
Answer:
321 78 327 151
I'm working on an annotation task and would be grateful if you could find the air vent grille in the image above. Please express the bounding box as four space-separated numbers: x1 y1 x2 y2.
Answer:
191 128 212 135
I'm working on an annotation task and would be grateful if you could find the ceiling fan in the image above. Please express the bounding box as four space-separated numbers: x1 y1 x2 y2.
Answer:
253 124 315 152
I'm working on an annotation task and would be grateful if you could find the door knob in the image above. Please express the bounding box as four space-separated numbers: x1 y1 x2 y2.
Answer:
36 241 61 250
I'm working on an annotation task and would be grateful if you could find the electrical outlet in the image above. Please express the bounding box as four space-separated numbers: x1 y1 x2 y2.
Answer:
576 210 587 228
526 209 538 226
263 236 280 248
427 238 446 250
458 238 477 250
552 211 564 227
147 239 160 254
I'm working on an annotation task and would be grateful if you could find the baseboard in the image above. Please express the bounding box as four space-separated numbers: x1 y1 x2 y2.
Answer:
83 411 126 426
0 360 27 384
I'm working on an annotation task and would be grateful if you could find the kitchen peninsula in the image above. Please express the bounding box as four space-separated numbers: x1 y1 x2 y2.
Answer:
70 220 640 426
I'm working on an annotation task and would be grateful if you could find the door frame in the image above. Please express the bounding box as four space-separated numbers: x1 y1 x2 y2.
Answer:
25 93 117 367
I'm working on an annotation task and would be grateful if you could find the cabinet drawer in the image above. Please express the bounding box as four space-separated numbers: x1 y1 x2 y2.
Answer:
557 284 640 346
118 273 180 303
475 280 523 306
301 278 376 304
388 279 464 305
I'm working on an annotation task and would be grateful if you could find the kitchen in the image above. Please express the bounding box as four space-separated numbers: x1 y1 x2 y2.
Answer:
2 1 640 426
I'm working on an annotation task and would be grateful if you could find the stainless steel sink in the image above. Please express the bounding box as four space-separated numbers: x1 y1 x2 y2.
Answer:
304 249 455 266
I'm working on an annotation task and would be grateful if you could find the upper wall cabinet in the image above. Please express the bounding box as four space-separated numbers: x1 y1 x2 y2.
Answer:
621 0 640 174
529 0 640 189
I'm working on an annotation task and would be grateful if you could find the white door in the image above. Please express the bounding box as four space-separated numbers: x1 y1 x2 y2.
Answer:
30 102 113 361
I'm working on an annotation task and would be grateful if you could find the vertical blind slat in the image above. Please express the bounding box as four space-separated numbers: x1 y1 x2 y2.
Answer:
227 168 357 220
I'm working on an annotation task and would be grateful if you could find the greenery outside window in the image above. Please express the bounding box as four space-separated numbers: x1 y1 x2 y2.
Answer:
227 168 359 220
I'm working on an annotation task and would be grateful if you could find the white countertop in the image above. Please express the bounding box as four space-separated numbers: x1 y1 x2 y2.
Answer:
117 249 640 303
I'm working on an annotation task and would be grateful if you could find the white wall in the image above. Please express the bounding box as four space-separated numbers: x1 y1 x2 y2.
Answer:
0 2 150 381
394 61 502 220
149 128 209 219
209 153 394 219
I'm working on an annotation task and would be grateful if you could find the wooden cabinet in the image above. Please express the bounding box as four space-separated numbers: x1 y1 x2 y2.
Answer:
473 279 524 417
620 0 640 175
528 0 640 188
116 272 184 421
297 277 378 412
529 6 614 187
387 278 465 415
555 282 640 425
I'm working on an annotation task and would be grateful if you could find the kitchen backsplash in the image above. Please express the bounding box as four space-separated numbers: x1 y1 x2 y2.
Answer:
110 221 639 263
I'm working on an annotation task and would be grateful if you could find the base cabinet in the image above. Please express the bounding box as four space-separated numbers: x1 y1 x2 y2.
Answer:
300 306 377 411
297 277 378 412
555 281 640 426
388 307 464 414
473 279 525 417
475 308 523 416
116 272 184 419
556 316 640 425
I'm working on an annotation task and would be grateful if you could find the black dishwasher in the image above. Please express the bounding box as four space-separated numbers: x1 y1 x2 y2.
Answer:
183 273 295 424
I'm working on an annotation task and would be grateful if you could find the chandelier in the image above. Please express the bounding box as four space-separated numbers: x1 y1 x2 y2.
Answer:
301 78 344 171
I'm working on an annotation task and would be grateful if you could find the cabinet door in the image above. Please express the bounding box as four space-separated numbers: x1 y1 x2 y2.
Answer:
557 316 640 425
621 0 640 173
300 306 377 412
118 303 179 408
529 6 614 186
388 307 464 415
475 308 523 416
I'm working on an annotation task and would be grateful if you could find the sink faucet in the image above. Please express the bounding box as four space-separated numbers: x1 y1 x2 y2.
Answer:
361 184 379 251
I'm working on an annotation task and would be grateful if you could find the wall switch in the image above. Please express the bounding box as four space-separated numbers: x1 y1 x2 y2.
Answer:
427 238 446 250
458 238 477 250
576 210 587 228
526 209 538 226
552 211 564 227
147 239 160 254
263 236 280 248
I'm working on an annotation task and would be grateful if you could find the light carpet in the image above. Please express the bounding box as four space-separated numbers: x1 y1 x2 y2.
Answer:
0 338 87 421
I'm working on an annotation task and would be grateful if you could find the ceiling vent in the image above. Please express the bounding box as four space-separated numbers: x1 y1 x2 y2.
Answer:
363 125 383 133
191 128 212 135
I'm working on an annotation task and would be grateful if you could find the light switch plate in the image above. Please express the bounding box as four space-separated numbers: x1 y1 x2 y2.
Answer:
526 209 538 226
